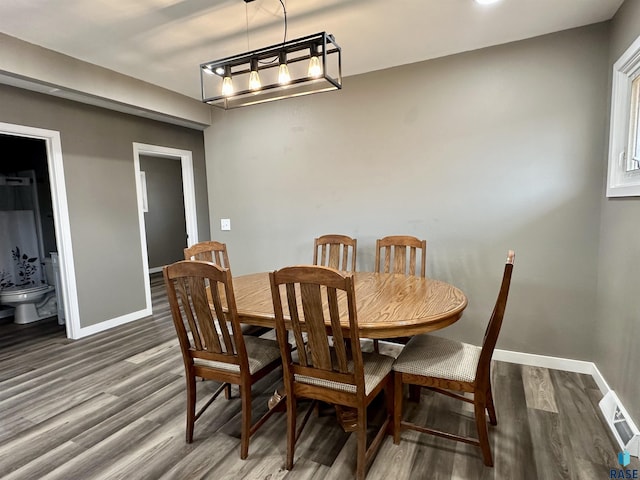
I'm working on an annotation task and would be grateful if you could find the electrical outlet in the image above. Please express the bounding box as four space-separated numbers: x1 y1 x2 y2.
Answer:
220 218 231 231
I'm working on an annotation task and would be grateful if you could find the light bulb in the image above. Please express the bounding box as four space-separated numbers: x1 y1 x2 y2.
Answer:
278 63 291 85
221 75 234 96
249 70 261 91
308 55 322 78
278 51 290 85
249 59 261 91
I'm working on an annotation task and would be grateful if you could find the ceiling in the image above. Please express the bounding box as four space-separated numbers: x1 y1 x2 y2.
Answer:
0 0 624 101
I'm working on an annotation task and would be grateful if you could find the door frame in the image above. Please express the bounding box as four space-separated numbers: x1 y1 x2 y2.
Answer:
133 143 198 305
0 121 80 339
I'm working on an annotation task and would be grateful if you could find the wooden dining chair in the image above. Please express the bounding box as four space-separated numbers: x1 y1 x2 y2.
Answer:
375 235 426 277
313 234 357 272
185 240 269 337
269 265 394 480
184 240 231 269
373 235 427 351
163 260 284 459
392 250 515 466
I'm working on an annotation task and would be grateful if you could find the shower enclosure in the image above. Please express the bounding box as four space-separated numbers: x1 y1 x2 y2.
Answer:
0 171 47 317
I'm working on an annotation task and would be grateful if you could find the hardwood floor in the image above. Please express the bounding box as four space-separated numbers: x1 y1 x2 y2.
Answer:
0 274 637 479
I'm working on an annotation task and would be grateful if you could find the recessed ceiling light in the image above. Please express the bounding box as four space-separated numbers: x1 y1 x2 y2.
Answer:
475 0 501 5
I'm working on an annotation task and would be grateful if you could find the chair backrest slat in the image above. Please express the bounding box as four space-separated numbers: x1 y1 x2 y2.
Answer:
286 283 309 367
375 235 426 277
175 277 204 350
327 244 341 270
408 247 417 274
327 286 348 373
270 266 363 392
189 276 223 354
208 277 234 354
313 234 357 272
394 245 407 274
300 282 333 371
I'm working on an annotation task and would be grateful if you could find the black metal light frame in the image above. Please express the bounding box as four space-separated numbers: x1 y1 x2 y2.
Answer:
200 32 342 109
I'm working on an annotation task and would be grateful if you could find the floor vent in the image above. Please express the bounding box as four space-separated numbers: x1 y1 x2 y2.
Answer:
600 391 640 457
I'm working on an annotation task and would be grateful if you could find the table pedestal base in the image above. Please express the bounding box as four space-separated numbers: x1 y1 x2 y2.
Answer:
268 389 286 411
334 405 358 432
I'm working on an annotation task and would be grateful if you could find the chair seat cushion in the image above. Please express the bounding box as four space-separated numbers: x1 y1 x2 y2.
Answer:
193 336 281 375
393 334 480 383
295 352 394 395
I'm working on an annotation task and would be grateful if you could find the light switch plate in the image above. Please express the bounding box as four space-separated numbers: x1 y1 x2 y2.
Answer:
220 218 231 231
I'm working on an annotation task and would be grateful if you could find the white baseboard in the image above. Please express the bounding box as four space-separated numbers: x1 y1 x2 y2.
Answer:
590 363 613 397
493 348 611 395
148 266 164 274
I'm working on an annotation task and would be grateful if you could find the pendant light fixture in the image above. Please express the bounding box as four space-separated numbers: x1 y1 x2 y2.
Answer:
200 1 342 109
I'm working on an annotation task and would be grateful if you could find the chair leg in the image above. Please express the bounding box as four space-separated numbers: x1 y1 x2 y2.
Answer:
356 406 367 480
286 393 297 470
224 382 232 400
486 386 497 426
474 395 493 466
186 374 196 443
240 383 251 460
393 372 403 444
385 376 394 436
373 339 379 353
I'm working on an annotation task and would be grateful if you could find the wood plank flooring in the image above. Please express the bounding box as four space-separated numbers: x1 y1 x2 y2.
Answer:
0 274 637 479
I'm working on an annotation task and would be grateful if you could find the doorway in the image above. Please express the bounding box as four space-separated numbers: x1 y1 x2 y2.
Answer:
140 154 189 273
0 122 78 339
133 143 198 309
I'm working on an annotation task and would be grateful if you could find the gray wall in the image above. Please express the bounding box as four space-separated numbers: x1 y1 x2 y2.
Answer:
205 24 609 360
594 0 640 422
140 154 188 268
0 84 209 328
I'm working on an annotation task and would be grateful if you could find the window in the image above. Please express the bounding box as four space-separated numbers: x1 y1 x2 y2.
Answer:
607 35 640 197
628 76 640 171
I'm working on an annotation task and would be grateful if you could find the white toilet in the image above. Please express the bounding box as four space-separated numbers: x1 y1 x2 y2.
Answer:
0 284 56 324
0 257 58 325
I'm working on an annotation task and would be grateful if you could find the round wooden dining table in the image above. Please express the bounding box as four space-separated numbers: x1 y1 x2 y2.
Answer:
229 271 468 339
